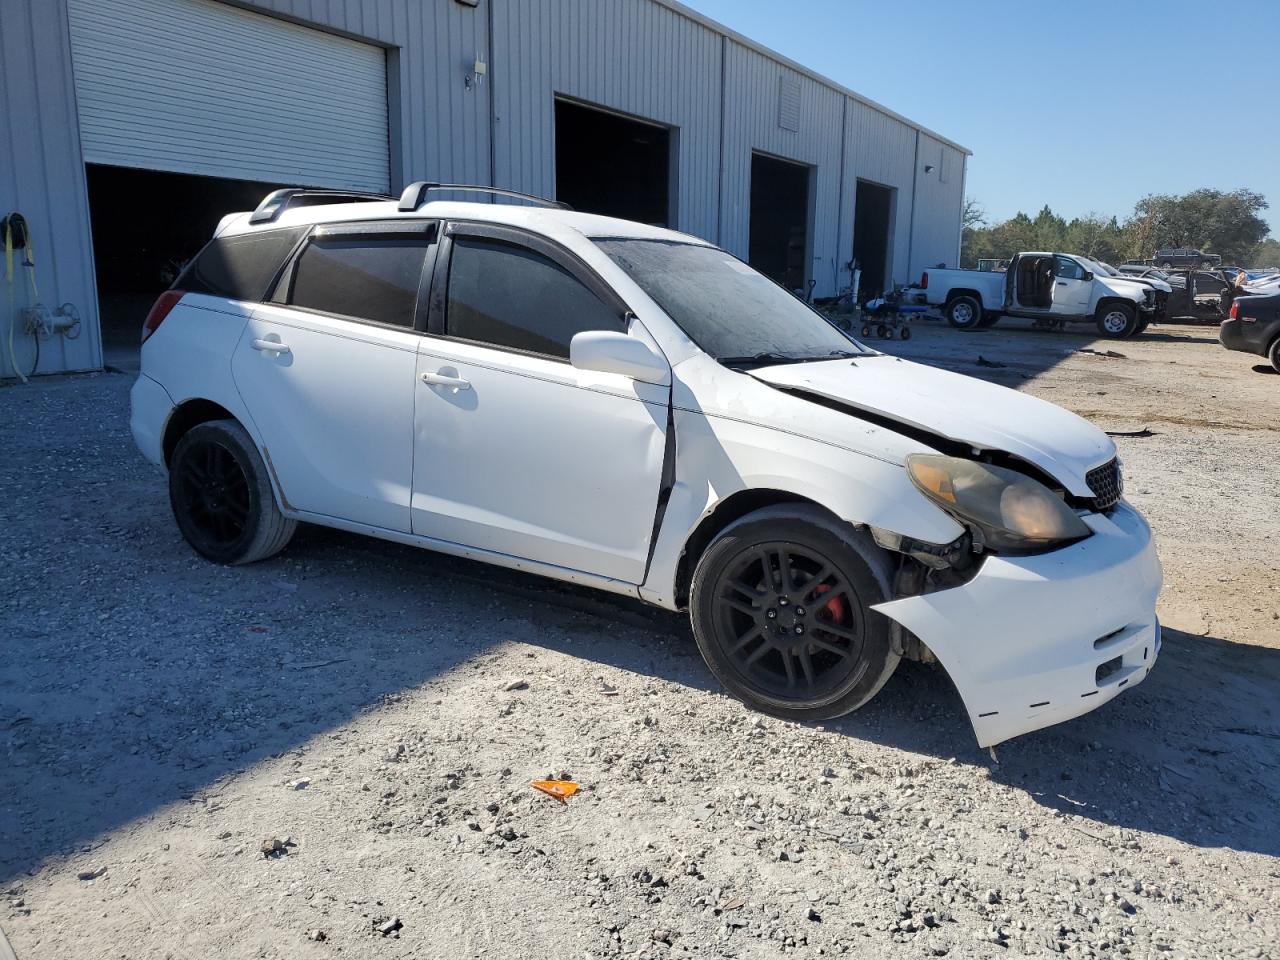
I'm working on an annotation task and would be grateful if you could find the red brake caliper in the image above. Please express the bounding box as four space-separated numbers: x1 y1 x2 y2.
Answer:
813 582 847 624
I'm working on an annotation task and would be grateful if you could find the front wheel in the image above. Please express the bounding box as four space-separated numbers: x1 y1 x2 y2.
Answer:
169 419 297 565
1096 303 1138 338
689 506 899 722
945 295 983 330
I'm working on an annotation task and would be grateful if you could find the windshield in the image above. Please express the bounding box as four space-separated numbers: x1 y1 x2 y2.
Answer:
595 239 866 366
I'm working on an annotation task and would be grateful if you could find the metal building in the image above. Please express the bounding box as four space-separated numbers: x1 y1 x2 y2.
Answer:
0 0 969 377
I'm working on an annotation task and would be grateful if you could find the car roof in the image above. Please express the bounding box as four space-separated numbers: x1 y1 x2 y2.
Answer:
215 198 713 248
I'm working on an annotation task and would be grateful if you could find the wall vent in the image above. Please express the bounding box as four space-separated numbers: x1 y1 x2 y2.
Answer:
778 75 801 132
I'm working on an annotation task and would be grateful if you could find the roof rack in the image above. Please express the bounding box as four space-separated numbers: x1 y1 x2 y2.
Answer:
248 188 395 225
397 182 572 212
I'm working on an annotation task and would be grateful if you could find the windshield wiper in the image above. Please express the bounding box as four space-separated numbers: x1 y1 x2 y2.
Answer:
718 349 862 369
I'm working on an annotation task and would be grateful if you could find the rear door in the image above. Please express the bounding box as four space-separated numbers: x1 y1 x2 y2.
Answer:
231 221 436 532
1051 256 1091 316
409 223 669 584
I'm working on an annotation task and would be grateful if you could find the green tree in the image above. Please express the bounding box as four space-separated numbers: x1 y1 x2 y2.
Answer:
1250 238 1280 268
1129 189 1269 263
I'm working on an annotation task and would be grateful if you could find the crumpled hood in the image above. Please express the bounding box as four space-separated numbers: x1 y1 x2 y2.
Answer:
749 355 1114 497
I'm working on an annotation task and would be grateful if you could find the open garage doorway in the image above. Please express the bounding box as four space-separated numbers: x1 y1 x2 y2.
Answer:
748 152 813 295
86 165 294 363
554 98 673 226
852 179 894 299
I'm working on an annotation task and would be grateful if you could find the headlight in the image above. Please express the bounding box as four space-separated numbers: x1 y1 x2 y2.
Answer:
906 454 1091 553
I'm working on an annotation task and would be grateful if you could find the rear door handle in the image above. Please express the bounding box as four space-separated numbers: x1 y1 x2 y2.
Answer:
252 338 291 355
420 370 471 390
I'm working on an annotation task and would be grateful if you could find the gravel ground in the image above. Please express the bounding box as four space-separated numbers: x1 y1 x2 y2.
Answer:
2 318 1278 959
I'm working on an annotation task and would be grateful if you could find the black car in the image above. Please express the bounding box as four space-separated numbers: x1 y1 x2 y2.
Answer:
1155 248 1220 269
1220 292 1280 372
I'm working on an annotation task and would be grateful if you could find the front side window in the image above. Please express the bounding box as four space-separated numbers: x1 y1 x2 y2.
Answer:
445 236 623 359
289 237 430 327
596 238 864 366
1055 257 1087 281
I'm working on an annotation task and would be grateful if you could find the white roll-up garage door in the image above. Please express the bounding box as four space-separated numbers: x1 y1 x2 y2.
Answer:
67 0 390 192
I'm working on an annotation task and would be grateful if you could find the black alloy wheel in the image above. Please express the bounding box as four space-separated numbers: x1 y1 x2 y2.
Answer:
690 507 899 721
173 437 251 551
711 541 869 702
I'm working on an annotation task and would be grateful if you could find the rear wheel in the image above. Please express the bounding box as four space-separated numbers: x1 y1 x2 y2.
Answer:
169 419 296 565
1270 337 1280 374
1096 302 1137 338
690 506 899 722
945 295 983 330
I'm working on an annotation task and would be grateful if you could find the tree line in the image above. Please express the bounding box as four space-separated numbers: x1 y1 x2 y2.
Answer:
961 188 1279 269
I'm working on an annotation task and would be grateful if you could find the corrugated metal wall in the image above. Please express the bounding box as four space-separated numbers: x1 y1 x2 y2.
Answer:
0 0 967 376
0 0 102 374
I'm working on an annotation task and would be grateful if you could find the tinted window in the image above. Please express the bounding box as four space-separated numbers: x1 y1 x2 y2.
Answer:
446 237 622 358
290 237 430 327
181 227 306 301
596 239 864 364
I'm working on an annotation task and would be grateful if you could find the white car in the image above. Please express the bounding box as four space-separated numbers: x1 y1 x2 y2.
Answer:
130 184 1163 748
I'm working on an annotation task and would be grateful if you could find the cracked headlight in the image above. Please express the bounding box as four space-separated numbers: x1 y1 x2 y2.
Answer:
906 454 1091 553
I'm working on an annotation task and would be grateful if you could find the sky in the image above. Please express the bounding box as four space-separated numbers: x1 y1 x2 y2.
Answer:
681 0 1280 237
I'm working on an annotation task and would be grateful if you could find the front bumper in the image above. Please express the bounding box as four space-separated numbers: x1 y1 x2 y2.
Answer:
874 501 1162 748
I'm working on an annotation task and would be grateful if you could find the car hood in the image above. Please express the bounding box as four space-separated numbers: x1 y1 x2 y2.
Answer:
749 355 1114 497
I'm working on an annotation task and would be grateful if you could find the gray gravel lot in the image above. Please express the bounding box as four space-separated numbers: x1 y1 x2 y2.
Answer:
2 317 1278 959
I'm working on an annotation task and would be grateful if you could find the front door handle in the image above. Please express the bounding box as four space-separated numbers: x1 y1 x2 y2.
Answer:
420 370 471 390
252 338 291 355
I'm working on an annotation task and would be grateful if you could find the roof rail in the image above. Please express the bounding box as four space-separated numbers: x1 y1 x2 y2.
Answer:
397 182 572 212
248 188 395 225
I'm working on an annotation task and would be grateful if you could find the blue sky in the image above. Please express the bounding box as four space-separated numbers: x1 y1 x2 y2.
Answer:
682 0 1279 237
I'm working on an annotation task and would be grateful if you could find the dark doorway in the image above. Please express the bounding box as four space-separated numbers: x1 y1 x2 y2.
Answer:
748 152 812 294
85 164 293 361
852 179 894 299
554 98 672 226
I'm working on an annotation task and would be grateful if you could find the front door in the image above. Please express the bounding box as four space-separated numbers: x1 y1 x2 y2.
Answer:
410 225 669 584
231 221 436 532
1051 256 1091 316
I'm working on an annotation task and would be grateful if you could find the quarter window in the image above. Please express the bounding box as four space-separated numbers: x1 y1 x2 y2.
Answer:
180 226 307 302
445 236 623 359
289 237 431 328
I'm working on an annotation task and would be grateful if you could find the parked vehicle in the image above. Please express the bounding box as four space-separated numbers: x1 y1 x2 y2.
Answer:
910 252 1159 337
1118 264 1184 290
1219 292 1280 372
1155 248 1220 269
130 185 1162 749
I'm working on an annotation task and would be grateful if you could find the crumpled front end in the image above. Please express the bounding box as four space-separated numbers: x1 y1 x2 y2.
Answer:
874 502 1162 748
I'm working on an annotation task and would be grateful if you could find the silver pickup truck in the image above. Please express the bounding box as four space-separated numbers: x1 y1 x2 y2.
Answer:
908 251 1158 338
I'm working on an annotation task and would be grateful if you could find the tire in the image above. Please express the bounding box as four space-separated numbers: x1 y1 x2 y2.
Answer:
900 325 912 340
168 419 297 565
1134 317 1151 335
1096 302 1137 338
945 295 983 330
1160 261 1173 270
1270 337 1280 374
689 505 900 723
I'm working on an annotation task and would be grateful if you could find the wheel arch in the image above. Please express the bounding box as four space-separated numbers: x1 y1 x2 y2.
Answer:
944 288 985 308
162 398 240 467
671 489 837 609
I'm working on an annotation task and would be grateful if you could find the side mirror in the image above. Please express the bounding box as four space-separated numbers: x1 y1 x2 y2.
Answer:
1082 271 1094 281
570 330 669 385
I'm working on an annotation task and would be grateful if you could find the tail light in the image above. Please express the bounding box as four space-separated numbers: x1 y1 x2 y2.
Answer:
920 272 929 290
142 290 184 343
1229 300 1238 320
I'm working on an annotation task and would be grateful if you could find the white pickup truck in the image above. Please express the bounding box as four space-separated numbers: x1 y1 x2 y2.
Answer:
908 251 1158 338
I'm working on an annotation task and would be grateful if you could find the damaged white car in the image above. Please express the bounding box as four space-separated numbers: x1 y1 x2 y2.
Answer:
130 184 1163 748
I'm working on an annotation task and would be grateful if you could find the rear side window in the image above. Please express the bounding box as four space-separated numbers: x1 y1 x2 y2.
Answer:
180 227 306 302
289 237 431 328
445 237 622 359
